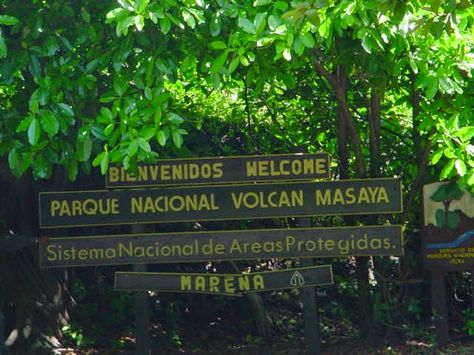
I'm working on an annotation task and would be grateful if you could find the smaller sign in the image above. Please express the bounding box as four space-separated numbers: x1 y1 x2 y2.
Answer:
114 265 333 295
422 182 474 271
106 153 330 188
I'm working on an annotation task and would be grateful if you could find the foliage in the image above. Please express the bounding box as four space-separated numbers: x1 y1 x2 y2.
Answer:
0 0 472 188
1 0 474 351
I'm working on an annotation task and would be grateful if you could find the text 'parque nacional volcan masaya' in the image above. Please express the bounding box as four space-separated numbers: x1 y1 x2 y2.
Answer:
39 178 402 228
106 153 330 187
114 265 334 295
39 225 403 268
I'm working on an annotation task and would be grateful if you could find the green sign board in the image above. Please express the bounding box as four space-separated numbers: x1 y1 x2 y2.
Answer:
106 153 330 188
114 265 334 295
39 178 402 228
39 225 403 268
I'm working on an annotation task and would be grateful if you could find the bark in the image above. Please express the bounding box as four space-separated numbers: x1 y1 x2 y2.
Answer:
312 50 366 178
312 50 373 343
0 165 72 353
368 91 382 178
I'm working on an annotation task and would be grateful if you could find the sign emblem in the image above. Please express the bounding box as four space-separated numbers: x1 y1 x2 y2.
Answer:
290 271 306 286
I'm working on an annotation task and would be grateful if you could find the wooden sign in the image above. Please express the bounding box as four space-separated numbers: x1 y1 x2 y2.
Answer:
106 153 330 188
422 182 474 271
114 265 334 295
39 178 402 228
39 225 403 268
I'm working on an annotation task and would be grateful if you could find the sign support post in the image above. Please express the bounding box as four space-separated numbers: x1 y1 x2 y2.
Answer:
429 271 449 347
132 225 151 355
298 217 321 355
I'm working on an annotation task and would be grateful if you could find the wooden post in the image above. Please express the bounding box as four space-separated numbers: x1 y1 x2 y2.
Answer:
429 271 449 348
471 271 474 310
298 217 321 355
132 225 151 355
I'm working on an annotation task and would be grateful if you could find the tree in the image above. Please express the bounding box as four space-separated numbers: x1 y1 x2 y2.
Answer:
0 0 473 351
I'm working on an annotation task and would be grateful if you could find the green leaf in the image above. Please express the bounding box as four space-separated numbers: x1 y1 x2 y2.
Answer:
58 103 74 117
28 119 41 146
0 15 19 26
254 13 267 35
172 130 183 148
92 152 107 166
426 77 438 100
238 17 256 34
455 159 466 176
431 0 441 13
440 160 455 179
135 15 145 31
183 11 196 29
106 8 125 23
431 148 443 165
0 35 7 58
16 116 34 133
361 35 372 54
283 48 292 61
299 32 315 48
138 137 151 152
41 111 59 136
137 0 150 13
210 41 227 50
228 56 240 73
101 107 114 122
29 55 41 78
467 171 474 186
100 153 109 175
456 127 474 142
210 51 228 73
128 139 139 156
268 15 281 31
140 127 156 140
66 160 78 181
33 154 51 179
76 135 93 162
113 78 128 96
254 0 272 6
157 130 167 146
274 1 288 11
168 112 184 124
8 149 31 177
160 17 171 34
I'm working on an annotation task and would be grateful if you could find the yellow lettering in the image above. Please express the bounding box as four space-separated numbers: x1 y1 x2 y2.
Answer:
224 277 235 294
108 167 120 182
181 276 192 290
209 276 220 292
238 275 250 291
253 275 265 290
195 276 206 291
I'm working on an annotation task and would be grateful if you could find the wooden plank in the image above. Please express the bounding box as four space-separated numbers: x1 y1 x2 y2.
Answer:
39 225 403 268
114 265 333 295
106 153 330 188
39 178 402 228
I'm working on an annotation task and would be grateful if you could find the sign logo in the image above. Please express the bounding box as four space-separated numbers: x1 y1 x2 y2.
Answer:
290 271 306 286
